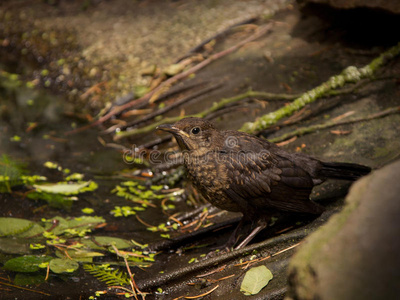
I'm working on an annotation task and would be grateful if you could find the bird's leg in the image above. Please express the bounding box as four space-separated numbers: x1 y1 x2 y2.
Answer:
233 217 269 250
223 217 245 250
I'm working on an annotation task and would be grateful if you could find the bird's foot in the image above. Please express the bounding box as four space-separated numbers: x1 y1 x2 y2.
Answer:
234 218 269 250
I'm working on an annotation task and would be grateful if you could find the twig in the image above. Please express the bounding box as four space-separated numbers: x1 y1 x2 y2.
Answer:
118 82 223 131
0 280 51 296
207 274 236 283
135 214 157 228
269 106 400 143
173 285 219 300
176 16 259 62
272 242 302 256
129 80 210 109
45 264 50 281
196 265 227 278
235 242 301 270
109 244 147 300
241 41 400 133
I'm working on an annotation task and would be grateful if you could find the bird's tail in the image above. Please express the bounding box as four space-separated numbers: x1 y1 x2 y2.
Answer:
319 161 371 181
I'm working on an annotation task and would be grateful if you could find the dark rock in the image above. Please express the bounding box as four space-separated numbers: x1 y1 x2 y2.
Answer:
286 159 400 300
298 0 400 14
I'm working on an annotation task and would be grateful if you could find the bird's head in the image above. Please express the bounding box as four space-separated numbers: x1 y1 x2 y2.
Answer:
157 117 217 152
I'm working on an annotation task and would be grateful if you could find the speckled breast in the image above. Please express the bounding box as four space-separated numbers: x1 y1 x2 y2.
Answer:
183 152 241 212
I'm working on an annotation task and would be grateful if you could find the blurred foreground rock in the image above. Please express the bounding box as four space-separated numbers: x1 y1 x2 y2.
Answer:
286 159 400 300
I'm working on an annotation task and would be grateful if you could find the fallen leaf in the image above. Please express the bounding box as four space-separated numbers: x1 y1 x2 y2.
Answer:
49 258 79 274
240 265 273 295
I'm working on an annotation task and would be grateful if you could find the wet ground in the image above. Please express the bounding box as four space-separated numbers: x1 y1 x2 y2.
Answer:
1 1 400 299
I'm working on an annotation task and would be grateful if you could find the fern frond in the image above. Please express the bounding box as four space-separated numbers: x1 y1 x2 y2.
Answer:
83 264 130 286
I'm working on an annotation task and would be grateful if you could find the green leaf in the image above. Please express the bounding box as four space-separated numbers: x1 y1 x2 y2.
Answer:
240 265 273 296
41 216 104 237
81 236 132 250
17 223 45 238
49 258 79 274
43 161 60 169
44 216 69 235
65 173 85 181
0 217 34 237
82 207 94 214
33 181 94 195
29 243 46 250
4 255 52 273
56 248 104 259
66 216 105 230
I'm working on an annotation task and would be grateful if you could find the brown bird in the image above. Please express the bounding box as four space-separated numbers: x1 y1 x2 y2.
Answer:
157 117 371 249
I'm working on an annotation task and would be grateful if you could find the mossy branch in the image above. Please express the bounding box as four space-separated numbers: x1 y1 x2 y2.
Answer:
269 106 400 143
240 42 400 133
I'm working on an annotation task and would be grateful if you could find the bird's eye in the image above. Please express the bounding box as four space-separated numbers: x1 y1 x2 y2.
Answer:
191 127 200 135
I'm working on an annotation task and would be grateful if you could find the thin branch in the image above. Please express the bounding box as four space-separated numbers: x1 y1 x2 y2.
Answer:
0 280 51 296
269 106 400 143
118 82 223 131
176 16 259 62
183 284 219 299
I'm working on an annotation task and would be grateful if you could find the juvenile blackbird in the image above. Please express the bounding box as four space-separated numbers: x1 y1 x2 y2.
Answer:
157 117 371 249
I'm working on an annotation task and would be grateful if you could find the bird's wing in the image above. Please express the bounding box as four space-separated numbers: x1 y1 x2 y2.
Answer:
223 150 323 214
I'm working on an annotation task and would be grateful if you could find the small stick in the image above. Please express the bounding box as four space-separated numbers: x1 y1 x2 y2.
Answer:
173 284 219 300
0 280 51 296
176 16 259 62
118 82 223 131
208 274 236 283
196 265 227 278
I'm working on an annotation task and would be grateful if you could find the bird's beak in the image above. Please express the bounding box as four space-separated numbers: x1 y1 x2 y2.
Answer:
156 124 189 138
